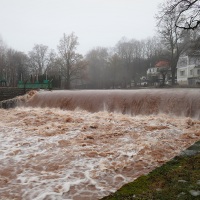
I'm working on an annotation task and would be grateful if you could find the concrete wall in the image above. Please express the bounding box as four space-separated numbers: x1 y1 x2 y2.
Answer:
0 87 32 101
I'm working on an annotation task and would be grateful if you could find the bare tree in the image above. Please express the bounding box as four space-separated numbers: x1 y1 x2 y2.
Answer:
115 38 151 87
15 51 29 82
108 52 122 89
165 0 200 30
28 44 49 76
143 37 164 60
0 36 7 85
86 47 109 89
57 32 86 89
115 38 135 87
4 49 29 87
157 2 190 85
45 50 58 76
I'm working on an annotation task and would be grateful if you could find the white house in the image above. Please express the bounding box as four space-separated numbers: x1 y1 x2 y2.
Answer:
177 51 200 85
147 67 159 76
147 61 171 85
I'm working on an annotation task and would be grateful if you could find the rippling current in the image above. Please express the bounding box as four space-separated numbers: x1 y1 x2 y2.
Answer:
0 89 200 200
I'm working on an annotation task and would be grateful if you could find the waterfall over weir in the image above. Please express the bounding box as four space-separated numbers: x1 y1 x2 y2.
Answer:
25 89 200 119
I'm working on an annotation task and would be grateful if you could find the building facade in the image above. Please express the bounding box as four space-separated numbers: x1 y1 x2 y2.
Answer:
147 61 171 85
177 52 200 85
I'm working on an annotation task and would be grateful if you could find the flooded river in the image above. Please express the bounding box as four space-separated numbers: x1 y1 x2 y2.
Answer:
0 89 200 199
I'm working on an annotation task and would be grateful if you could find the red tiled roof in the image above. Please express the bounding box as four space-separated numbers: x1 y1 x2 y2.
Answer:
155 61 170 68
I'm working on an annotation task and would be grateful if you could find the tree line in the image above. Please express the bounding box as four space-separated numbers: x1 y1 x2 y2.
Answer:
0 0 199 89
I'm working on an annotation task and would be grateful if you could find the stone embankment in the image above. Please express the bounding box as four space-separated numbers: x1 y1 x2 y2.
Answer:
0 87 33 109
0 87 29 101
0 98 18 109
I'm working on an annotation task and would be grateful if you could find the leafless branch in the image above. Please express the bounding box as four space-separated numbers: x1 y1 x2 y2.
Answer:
165 0 200 30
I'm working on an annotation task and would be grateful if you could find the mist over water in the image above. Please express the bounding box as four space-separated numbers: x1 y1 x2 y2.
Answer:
0 89 200 199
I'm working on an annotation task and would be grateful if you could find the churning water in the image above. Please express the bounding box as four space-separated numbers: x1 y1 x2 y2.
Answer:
25 89 200 119
0 89 200 200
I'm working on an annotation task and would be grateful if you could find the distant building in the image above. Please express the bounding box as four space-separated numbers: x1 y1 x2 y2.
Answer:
147 61 171 85
177 50 200 85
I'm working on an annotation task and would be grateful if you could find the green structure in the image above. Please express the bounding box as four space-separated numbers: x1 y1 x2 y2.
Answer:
0 74 7 86
0 79 7 87
18 80 52 90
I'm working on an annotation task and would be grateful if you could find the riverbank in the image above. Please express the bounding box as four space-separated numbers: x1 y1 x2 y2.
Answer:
101 140 200 200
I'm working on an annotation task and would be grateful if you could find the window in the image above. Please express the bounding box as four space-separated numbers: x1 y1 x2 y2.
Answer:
190 69 193 76
180 70 185 76
197 69 200 75
197 58 200 65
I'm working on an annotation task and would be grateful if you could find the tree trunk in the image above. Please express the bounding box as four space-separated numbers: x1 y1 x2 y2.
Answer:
66 61 70 89
162 74 166 86
66 78 70 89
171 58 178 85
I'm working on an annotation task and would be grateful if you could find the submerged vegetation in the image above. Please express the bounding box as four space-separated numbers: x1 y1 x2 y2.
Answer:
101 141 200 200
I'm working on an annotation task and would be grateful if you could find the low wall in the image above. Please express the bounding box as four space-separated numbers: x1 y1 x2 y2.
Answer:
0 87 33 101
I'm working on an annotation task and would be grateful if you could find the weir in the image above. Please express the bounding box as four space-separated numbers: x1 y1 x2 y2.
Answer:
25 89 200 119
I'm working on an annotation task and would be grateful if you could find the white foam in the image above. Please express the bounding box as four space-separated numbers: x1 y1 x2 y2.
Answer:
63 182 70 192
0 107 199 199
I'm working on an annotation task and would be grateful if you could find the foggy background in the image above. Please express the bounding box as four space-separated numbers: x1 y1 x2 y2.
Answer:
0 0 163 54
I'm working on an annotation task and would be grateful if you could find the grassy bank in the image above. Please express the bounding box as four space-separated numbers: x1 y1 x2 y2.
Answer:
101 141 200 200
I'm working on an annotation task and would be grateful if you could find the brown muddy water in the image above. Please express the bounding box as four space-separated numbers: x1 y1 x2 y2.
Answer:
0 89 200 200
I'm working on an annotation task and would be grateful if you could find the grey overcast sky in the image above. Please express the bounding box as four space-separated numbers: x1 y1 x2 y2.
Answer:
0 0 164 55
